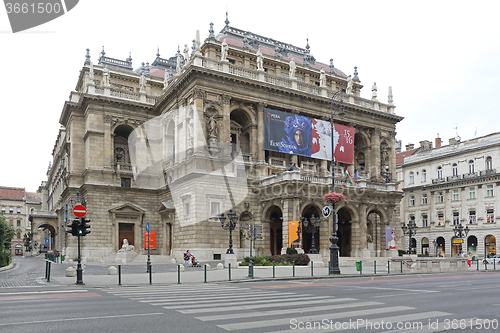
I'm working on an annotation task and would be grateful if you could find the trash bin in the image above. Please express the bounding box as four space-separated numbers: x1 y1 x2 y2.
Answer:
356 260 362 271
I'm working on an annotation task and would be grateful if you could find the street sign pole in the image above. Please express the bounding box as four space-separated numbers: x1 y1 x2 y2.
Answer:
76 229 84 285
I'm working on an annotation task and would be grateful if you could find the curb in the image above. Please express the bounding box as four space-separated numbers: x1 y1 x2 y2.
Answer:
0 262 14 272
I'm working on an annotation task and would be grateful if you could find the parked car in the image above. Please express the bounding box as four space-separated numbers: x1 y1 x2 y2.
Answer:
47 250 60 256
482 255 500 264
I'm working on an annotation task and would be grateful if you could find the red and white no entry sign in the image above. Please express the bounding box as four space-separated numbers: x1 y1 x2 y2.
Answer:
73 204 87 218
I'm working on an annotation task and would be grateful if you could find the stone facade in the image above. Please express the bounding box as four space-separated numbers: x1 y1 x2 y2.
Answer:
34 22 403 262
398 133 500 258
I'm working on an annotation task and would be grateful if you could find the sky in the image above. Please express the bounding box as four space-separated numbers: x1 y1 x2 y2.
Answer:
1 0 499 192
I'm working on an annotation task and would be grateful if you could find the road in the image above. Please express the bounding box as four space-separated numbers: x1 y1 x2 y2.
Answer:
1 258 499 332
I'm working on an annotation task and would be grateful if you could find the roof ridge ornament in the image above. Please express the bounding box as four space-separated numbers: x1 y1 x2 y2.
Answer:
208 22 215 39
85 48 91 64
225 10 230 28
329 59 334 73
353 66 360 82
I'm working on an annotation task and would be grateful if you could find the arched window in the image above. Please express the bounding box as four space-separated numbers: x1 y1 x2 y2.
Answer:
468 160 475 174
437 166 443 179
421 169 427 182
486 156 493 170
409 171 414 184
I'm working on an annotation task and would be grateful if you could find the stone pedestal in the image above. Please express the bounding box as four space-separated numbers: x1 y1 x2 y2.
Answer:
115 251 137 263
224 253 237 268
307 253 324 267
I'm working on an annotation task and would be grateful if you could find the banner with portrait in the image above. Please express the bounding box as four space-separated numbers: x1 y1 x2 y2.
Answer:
263 108 354 164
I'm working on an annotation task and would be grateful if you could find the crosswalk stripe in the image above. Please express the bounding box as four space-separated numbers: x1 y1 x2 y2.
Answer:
179 297 358 314
195 301 383 321
135 291 296 302
149 293 301 306
217 306 414 331
163 294 330 309
266 311 450 333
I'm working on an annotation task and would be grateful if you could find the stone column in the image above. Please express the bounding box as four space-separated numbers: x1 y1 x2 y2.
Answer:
371 128 381 181
221 95 232 155
282 199 290 254
357 203 370 257
257 103 266 163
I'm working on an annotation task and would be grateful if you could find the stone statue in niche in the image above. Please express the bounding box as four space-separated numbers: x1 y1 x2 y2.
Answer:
206 114 218 138
183 44 190 63
346 75 353 94
320 68 326 87
289 59 296 78
256 49 263 70
221 39 228 61
102 66 110 86
139 73 146 92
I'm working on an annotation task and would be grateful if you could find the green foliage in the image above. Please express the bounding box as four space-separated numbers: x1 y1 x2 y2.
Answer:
240 253 310 266
398 250 406 256
286 247 298 255
0 215 14 267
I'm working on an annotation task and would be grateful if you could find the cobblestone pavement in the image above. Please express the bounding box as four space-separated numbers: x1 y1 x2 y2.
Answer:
0 255 47 288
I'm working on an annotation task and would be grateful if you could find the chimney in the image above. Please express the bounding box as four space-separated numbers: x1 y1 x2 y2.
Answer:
419 140 432 150
435 136 441 148
405 143 414 151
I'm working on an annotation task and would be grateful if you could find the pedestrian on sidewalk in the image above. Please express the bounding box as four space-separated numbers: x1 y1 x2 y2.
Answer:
467 251 472 267
183 250 192 267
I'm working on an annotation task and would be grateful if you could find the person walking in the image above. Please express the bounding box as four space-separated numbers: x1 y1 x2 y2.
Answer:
183 250 192 267
467 251 472 268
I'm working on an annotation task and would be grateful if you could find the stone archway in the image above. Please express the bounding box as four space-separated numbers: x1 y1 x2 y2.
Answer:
337 207 352 257
264 205 283 256
301 205 322 254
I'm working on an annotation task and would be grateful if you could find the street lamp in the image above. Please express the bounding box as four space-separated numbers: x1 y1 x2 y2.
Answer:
383 165 391 183
302 215 321 254
329 90 345 275
219 209 238 254
23 232 32 252
453 223 470 254
401 220 418 254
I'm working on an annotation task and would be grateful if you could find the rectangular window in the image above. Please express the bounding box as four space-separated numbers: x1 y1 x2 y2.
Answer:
9 207 13 214
210 202 220 216
409 195 415 206
1 207 5 214
452 189 459 201
453 212 460 225
422 214 428 227
487 209 495 223
437 192 444 203
121 177 131 188
421 194 428 205
17 207 21 214
469 211 476 224
469 187 476 199
184 202 190 216
17 220 21 227
437 213 444 226
486 185 494 197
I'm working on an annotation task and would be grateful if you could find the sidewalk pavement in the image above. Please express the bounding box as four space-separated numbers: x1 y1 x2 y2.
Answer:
42 259 459 287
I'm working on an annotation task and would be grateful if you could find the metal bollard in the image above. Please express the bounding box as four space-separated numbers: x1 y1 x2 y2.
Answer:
45 261 48 279
177 264 181 284
118 265 122 286
273 261 275 278
374 260 377 274
47 261 51 282
359 261 362 275
228 263 231 281
204 264 207 283
400 260 403 273
251 263 254 279
293 261 295 277
388 260 390 274
311 261 314 276
149 265 152 285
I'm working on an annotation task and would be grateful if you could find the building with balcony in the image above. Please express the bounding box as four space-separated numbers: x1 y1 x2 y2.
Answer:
31 18 403 262
398 134 500 258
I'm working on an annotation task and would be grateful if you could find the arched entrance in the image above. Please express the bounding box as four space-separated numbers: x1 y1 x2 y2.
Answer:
436 236 445 257
337 207 352 257
266 206 283 256
301 205 321 254
451 236 464 257
467 235 477 259
485 235 496 257
421 237 429 256
37 223 57 252
410 238 417 254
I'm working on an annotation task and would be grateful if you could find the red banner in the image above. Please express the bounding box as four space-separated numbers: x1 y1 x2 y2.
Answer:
144 231 156 250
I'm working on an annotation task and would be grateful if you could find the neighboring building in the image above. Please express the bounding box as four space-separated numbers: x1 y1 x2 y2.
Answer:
398 134 500 258
0 187 41 255
33 18 403 262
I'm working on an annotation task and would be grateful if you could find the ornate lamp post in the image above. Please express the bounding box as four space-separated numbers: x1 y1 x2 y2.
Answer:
219 209 238 254
453 223 470 254
302 215 321 254
401 220 418 254
383 165 391 183
328 90 345 275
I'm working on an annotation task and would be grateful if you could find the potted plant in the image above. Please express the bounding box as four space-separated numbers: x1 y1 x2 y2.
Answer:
323 192 346 204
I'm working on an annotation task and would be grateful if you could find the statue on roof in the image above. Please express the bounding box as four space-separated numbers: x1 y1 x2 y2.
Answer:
163 69 169 90
256 49 263 71
372 82 378 100
102 66 110 86
289 59 296 79
89 61 94 81
320 68 326 87
139 73 146 92
176 54 181 75
183 44 190 64
346 75 353 94
221 39 229 62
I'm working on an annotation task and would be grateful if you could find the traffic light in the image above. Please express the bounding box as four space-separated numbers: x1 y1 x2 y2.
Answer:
66 219 80 236
78 218 91 236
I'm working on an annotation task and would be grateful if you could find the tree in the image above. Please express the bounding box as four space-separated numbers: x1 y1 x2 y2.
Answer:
0 215 15 267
